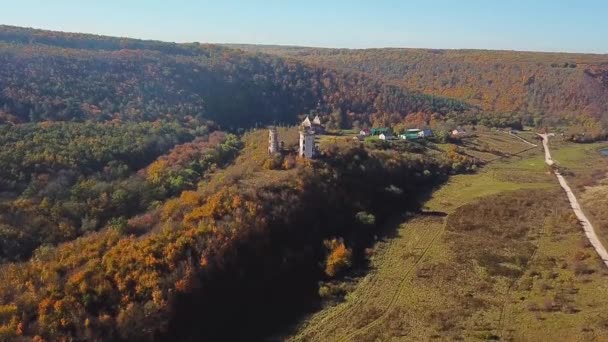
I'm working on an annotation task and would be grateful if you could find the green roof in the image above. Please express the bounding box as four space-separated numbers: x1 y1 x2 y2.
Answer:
371 127 390 135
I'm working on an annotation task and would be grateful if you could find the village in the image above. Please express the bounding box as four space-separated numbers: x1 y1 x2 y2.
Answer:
268 114 470 159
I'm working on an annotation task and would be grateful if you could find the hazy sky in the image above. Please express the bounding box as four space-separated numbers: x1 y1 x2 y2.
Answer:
0 0 606 53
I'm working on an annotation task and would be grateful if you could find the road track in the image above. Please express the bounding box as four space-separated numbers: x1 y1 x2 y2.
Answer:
539 133 608 267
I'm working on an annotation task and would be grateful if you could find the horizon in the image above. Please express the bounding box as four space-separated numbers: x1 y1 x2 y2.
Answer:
0 0 607 54
5 24 608 56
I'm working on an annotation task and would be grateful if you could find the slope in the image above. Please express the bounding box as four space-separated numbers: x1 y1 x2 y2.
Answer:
0 25 468 128
230 45 608 122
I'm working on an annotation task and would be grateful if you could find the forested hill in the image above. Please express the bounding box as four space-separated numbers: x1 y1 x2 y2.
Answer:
0 25 468 128
229 45 608 122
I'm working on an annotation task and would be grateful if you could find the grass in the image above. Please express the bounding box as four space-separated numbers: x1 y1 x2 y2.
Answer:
551 141 608 170
201 127 301 192
455 132 537 163
287 133 608 341
547 139 608 257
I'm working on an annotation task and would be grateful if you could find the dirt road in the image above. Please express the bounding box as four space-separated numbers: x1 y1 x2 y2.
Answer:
539 133 608 267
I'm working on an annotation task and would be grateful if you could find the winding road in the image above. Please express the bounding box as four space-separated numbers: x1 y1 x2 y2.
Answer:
539 133 608 267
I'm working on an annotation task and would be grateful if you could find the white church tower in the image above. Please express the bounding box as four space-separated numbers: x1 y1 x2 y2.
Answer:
299 129 316 158
268 127 279 154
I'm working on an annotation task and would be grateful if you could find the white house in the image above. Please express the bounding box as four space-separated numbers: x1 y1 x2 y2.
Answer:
301 116 312 128
313 115 322 126
301 115 325 134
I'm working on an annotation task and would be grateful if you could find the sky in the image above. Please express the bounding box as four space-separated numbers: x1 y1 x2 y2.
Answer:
0 0 606 53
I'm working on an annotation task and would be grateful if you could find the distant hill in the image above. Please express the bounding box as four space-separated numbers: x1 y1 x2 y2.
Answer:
229 45 608 123
0 25 468 128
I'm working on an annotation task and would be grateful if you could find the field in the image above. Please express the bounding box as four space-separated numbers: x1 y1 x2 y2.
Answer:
547 139 608 257
287 133 608 341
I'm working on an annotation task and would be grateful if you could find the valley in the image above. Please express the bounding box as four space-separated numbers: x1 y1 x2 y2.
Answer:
0 24 606 341
287 134 608 341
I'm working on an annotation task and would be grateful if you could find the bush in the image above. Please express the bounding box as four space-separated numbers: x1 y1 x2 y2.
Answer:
355 211 376 225
262 156 282 170
324 239 353 277
282 155 296 170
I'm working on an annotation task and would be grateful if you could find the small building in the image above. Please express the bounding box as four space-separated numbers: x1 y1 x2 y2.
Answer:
379 133 394 141
299 129 317 159
301 115 325 134
419 128 434 138
401 129 421 140
452 128 467 136
371 127 391 136
313 115 322 126
359 128 371 136
301 116 312 129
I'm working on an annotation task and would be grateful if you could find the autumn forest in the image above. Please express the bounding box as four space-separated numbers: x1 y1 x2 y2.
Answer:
0 24 607 341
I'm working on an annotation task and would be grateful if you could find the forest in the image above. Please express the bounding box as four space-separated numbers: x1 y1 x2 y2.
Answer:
0 124 480 340
232 45 608 133
0 121 241 263
0 26 480 341
0 25 468 129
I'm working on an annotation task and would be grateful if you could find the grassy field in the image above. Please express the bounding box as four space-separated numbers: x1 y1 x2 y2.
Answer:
458 132 538 163
547 139 608 259
287 133 608 341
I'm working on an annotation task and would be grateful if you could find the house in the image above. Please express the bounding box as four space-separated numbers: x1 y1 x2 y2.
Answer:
301 116 312 128
371 127 390 136
379 133 394 141
301 115 325 134
359 128 371 136
313 115 322 126
452 128 467 136
401 128 433 140
353 135 365 142
401 129 421 140
419 128 434 138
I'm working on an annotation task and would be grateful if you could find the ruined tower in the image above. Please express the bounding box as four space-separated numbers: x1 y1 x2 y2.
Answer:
268 127 279 154
299 129 316 158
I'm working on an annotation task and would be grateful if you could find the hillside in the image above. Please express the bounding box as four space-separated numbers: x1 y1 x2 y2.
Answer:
230 45 608 123
0 25 468 128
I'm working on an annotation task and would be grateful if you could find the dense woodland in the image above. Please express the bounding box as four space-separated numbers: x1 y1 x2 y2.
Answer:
0 25 468 129
232 45 608 138
0 121 241 263
231 45 608 119
0 126 477 340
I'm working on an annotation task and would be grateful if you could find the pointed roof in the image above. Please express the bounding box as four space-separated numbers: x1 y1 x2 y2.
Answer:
301 116 312 127
312 115 322 125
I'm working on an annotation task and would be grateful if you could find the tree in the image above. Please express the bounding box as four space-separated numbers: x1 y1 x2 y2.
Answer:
324 238 352 277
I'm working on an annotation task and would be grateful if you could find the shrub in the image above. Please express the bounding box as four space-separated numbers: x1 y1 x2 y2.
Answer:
282 155 296 170
355 211 376 225
324 239 353 277
262 156 282 170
